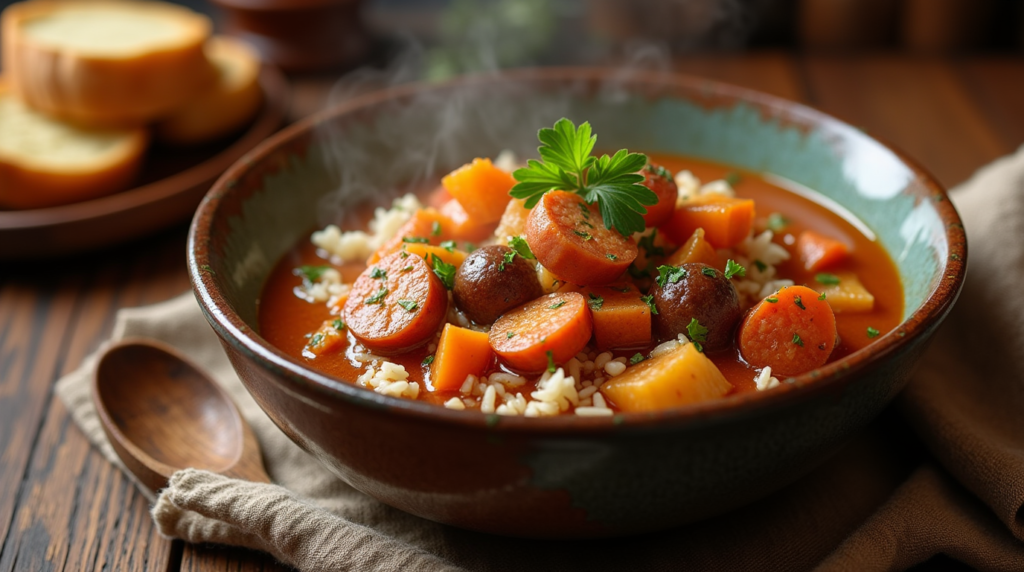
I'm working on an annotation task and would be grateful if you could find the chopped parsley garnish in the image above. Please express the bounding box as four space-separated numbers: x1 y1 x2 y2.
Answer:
701 267 717 278
640 294 658 315
578 201 591 219
401 265 413 272
724 171 742 186
815 273 841 286
510 118 657 237
766 296 779 303
431 221 442 236
298 265 330 283
630 353 645 365
399 251 409 258
637 229 665 257
606 253 618 261
867 327 880 338
440 240 457 252
794 296 806 310
370 266 386 280
402 236 429 244
573 229 593 241
628 261 655 279
655 265 687 288
364 288 388 304
766 212 789 232
421 355 435 366
753 260 767 272
429 255 456 289
610 285 632 293
818 292 827 300
499 249 517 271
588 293 604 311
645 163 673 181
397 299 418 312
332 319 345 330
508 236 535 259
548 300 567 310
686 318 709 353
308 333 324 347
792 333 804 347
507 331 516 339
546 350 556 373
724 259 746 279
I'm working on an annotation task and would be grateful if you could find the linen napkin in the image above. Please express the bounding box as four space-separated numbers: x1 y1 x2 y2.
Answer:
56 145 1024 571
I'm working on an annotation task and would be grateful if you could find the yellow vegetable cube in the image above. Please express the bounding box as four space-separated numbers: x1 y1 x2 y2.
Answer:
599 343 731 412
816 272 874 313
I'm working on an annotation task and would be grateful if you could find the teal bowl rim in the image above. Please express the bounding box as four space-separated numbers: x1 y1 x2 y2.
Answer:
188 67 967 434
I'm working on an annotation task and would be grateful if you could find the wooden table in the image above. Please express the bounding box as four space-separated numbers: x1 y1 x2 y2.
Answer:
2 52 1022 571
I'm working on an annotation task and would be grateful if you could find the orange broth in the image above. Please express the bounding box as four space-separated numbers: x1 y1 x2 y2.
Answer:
258 156 903 406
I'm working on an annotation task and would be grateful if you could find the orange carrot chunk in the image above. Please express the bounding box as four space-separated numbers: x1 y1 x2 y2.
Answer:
488 292 593 374
661 195 754 248
562 283 651 350
441 158 516 225
664 227 722 270
439 198 495 242
738 285 837 377
526 190 638 285
431 324 493 392
797 230 849 271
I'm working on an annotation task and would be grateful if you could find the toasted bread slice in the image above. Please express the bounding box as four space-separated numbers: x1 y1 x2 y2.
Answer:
157 36 263 145
0 84 148 209
2 0 214 126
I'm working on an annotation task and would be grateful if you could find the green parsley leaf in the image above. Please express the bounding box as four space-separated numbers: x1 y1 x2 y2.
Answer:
508 236 535 259
507 331 516 339
401 265 413 272
297 265 330 283
429 255 456 289
573 229 593 241
588 293 604 311
440 240 457 252
701 267 717 278
431 221 442 236
332 319 345 330
364 288 388 304
794 296 806 310
421 355 435 366
399 250 409 258
766 213 789 232
815 273 841 286
546 350 556 374
549 300 567 310
766 296 779 303
308 333 324 347
640 294 658 315
753 260 767 272
637 229 665 257
606 253 618 261
686 318 708 353
578 201 591 219
630 353 645 365
645 163 672 181
792 333 804 347
402 236 429 244
509 118 656 236
499 249 517 271
818 292 827 300
655 265 687 288
370 267 386 280
397 299 418 312
724 259 746 279
867 327 880 338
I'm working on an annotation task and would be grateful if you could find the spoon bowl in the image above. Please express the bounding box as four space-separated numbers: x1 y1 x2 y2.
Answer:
92 338 268 493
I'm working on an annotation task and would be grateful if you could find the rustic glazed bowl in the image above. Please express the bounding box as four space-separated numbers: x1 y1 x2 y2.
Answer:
188 68 966 538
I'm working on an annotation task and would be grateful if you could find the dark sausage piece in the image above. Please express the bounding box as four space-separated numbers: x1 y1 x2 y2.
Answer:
652 262 741 352
453 245 543 324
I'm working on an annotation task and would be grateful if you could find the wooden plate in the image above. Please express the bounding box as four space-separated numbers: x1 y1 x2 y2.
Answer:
0 65 290 259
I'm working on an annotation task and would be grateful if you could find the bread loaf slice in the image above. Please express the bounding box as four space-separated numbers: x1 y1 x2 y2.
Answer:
2 0 214 126
156 36 263 145
0 84 148 209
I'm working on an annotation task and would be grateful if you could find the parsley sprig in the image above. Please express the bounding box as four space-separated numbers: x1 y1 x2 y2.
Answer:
510 118 657 236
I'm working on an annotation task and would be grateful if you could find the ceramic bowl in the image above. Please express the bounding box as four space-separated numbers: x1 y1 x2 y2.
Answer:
188 68 966 538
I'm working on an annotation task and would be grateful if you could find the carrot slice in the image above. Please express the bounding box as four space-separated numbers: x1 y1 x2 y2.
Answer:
368 208 454 264
526 190 638 285
431 324 493 391
640 162 678 227
797 230 849 271
441 158 516 225
661 195 754 248
562 283 651 350
738 285 837 377
488 292 593 373
343 252 448 354
663 227 721 269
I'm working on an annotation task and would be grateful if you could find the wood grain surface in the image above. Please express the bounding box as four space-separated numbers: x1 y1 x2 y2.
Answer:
0 52 1021 571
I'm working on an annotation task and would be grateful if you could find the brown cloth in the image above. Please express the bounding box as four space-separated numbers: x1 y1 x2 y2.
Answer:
56 147 1024 571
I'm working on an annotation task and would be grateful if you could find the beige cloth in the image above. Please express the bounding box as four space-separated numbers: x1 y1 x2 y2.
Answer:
56 147 1024 571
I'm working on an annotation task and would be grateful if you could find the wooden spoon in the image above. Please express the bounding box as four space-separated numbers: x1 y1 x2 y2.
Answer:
92 338 269 493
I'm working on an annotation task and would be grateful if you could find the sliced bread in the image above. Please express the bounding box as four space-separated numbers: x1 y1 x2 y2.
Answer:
156 36 263 145
2 0 214 126
0 84 148 209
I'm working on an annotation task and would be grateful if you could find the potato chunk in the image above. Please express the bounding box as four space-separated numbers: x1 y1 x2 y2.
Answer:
815 272 874 313
600 343 731 412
